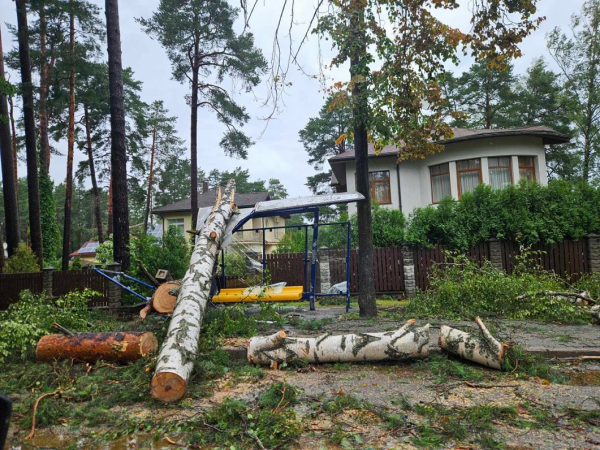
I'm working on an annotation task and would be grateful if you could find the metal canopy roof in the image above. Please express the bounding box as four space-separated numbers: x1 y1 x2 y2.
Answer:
231 192 365 232
194 192 365 249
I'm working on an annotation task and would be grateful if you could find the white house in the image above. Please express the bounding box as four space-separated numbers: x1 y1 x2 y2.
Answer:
328 126 570 216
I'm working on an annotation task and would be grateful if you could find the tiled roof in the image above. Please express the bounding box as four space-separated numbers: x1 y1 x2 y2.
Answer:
152 189 271 214
328 126 570 162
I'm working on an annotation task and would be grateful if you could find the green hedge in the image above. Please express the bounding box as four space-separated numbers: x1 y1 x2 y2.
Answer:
406 180 600 249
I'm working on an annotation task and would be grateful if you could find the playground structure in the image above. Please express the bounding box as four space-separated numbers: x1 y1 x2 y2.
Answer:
211 192 364 311
93 192 364 315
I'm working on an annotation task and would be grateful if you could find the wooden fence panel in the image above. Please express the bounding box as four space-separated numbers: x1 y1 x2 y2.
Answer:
52 270 110 307
501 240 588 282
0 272 43 310
265 253 307 290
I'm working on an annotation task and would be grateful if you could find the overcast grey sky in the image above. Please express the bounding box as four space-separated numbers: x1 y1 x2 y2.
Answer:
0 0 585 199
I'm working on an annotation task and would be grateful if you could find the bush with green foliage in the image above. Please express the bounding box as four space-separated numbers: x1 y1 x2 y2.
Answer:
71 256 83 270
3 243 40 273
0 289 98 363
406 181 600 249
406 252 590 323
129 227 190 280
95 237 114 264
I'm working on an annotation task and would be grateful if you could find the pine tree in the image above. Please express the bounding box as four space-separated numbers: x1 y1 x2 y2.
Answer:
137 0 267 228
0 28 20 256
15 0 43 267
105 0 129 268
548 0 600 181
299 95 352 195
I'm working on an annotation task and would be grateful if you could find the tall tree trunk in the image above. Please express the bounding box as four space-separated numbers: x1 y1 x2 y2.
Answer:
107 175 113 236
15 0 43 267
0 28 20 256
84 106 104 242
143 126 156 233
105 0 129 269
38 4 51 174
190 62 199 229
8 95 18 197
350 5 377 317
61 2 75 271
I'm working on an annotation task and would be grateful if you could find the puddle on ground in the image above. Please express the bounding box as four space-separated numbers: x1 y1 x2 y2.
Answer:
568 370 600 386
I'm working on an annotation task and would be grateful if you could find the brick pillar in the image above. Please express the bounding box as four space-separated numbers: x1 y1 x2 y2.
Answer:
106 263 122 309
401 244 416 297
319 246 331 293
488 239 503 270
586 234 600 273
42 267 54 297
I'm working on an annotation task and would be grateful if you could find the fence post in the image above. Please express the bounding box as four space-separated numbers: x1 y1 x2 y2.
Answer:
42 267 54 297
401 244 416 297
488 239 503 270
319 246 331 294
106 263 122 309
585 234 600 274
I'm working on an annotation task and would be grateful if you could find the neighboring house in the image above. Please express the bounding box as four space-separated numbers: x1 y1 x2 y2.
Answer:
69 240 100 264
328 126 570 216
152 188 286 255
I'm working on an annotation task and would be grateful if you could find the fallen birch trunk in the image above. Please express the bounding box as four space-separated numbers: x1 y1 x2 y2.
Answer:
248 320 429 367
150 180 236 403
36 332 158 363
439 317 506 370
591 305 600 324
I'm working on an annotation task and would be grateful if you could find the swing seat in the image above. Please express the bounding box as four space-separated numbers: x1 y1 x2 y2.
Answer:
212 286 303 303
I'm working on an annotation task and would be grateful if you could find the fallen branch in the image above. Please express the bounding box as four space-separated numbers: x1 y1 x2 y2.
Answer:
25 390 60 440
248 320 429 366
52 322 75 337
439 317 506 370
517 291 595 306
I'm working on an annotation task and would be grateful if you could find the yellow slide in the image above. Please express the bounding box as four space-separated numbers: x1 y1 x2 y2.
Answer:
212 285 303 303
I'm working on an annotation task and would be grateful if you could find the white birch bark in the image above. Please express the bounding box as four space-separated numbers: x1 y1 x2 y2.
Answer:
248 320 429 366
150 180 235 402
438 317 506 370
591 305 600 324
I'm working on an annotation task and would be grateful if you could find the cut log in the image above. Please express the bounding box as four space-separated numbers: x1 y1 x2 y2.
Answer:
150 180 236 403
438 317 506 370
248 320 430 367
36 332 158 363
152 281 181 314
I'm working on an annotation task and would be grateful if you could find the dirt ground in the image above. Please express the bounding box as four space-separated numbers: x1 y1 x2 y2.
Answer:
6 306 600 450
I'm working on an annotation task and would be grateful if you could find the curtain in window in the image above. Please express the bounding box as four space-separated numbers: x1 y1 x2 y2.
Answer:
374 181 390 203
459 171 480 195
519 168 535 182
489 168 511 190
432 173 451 202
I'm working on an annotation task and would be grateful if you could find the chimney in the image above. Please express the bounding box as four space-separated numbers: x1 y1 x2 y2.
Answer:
202 180 209 193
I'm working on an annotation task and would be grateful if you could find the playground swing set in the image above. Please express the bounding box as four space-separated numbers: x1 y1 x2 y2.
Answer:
94 192 364 314
212 192 363 312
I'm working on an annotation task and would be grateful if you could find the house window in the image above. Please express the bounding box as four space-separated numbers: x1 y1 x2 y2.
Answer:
518 156 536 182
457 158 482 197
167 218 185 235
488 157 512 190
430 163 451 203
369 171 391 204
